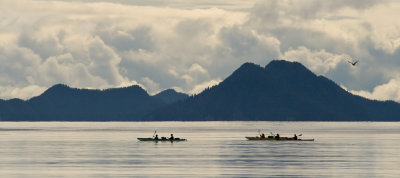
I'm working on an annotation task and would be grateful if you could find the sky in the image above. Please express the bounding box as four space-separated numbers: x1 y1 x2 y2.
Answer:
1 0 400 102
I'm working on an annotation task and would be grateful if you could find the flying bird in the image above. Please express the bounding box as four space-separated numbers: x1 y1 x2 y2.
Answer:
347 60 359 66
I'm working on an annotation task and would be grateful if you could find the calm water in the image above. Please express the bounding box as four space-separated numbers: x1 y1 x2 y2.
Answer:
1 122 400 177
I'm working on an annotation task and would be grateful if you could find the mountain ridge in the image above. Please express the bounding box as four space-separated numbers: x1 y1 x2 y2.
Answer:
154 89 189 104
145 60 400 121
0 84 167 121
1 60 400 121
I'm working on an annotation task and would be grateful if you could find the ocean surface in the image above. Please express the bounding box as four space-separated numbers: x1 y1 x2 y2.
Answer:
1 122 400 177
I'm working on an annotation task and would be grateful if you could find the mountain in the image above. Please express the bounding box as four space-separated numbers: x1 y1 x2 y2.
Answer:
154 89 188 104
145 60 400 121
0 84 165 121
2 60 400 121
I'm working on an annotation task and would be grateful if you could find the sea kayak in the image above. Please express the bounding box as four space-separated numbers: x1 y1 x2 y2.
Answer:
245 137 314 141
137 137 187 142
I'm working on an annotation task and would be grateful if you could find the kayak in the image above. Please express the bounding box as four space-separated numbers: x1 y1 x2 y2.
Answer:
245 137 314 141
137 137 187 142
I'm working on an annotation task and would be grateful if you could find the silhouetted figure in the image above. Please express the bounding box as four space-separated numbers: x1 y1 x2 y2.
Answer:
275 133 280 140
347 60 359 66
169 134 174 140
261 133 265 139
154 134 159 140
294 134 297 140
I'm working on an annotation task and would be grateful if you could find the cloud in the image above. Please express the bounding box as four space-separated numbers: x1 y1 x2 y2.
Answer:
98 26 155 52
282 46 344 75
218 25 281 62
2 0 400 103
249 0 384 26
190 79 222 94
0 0 251 99
0 44 42 85
351 76 400 102
0 85 47 100
140 77 160 95
244 0 400 101
86 36 124 84
31 0 259 11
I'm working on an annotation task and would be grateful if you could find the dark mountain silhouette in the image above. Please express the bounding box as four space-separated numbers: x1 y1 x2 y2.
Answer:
0 84 165 121
154 89 188 104
145 60 400 121
2 60 400 121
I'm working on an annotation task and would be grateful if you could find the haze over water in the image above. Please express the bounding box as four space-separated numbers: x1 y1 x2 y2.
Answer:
1 122 399 177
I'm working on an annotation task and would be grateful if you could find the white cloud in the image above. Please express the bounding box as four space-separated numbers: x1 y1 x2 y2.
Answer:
0 0 248 98
282 46 345 75
0 85 47 99
244 0 400 101
32 0 258 11
87 36 123 84
190 79 222 94
0 85 47 100
2 0 400 103
350 77 400 102
140 77 160 95
0 44 42 85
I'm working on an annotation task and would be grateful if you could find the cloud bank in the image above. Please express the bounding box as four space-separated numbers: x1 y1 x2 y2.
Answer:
1 0 400 102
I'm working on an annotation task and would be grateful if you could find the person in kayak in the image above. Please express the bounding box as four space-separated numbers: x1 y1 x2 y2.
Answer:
169 134 174 140
293 134 297 140
154 134 159 140
260 133 266 138
275 133 280 140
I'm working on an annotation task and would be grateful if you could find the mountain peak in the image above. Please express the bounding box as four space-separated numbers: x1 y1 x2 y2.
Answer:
48 83 70 90
154 89 188 104
225 62 265 82
236 62 263 72
104 85 149 96
266 59 302 67
41 84 72 96
265 60 309 71
265 60 317 79
157 88 176 94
